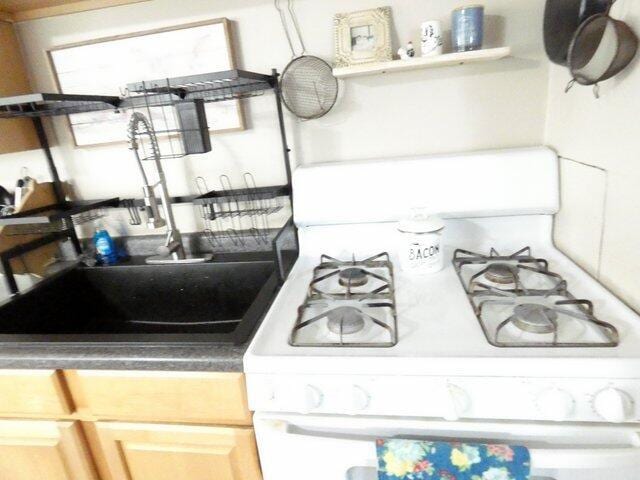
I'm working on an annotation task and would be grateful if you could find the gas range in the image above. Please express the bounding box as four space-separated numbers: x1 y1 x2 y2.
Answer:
244 148 640 426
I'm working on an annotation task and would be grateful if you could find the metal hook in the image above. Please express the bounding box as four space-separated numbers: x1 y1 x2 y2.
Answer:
564 78 577 93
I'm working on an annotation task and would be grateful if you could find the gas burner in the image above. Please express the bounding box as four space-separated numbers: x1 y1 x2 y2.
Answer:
326 306 366 334
454 247 619 347
338 268 368 287
453 247 564 294
291 252 397 347
484 263 517 285
308 252 394 300
511 303 558 334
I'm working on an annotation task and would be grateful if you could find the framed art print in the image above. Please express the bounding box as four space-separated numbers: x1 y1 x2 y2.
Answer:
49 18 244 147
334 7 393 67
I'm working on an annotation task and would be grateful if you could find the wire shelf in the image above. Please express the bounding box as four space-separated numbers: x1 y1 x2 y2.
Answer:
0 71 275 119
194 185 289 205
193 174 290 248
122 70 275 108
0 93 121 119
0 198 119 235
213 206 284 218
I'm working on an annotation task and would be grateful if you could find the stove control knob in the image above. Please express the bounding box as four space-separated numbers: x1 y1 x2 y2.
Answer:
448 384 471 417
593 388 634 423
535 388 575 421
303 384 323 412
351 385 371 411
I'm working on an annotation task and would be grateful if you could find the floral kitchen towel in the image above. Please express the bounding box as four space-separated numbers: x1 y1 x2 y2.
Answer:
376 439 530 480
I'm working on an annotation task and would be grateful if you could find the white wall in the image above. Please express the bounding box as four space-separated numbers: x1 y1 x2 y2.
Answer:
545 1 640 311
0 0 548 237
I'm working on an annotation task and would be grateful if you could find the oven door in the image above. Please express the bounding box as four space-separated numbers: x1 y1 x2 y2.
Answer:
254 412 640 480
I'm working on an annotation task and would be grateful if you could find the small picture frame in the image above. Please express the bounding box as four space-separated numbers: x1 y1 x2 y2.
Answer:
334 6 393 67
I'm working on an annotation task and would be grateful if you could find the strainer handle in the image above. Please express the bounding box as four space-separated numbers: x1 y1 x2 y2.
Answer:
275 0 306 58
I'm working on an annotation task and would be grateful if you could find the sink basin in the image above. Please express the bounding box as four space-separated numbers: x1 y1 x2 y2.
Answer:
0 260 279 344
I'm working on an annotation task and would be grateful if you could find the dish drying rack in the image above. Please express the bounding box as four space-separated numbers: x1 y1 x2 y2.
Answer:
0 69 296 292
194 174 288 249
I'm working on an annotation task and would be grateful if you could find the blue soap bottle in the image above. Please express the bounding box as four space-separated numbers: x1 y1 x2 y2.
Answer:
93 226 118 265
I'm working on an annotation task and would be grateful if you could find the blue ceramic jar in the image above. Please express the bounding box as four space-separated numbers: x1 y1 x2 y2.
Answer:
452 5 484 52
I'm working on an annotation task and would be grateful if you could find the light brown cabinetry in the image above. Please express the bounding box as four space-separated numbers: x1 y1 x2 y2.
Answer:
0 20 39 154
0 1 151 22
0 419 98 479
86 422 262 480
0 369 73 415
65 370 252 425
0 369 262 480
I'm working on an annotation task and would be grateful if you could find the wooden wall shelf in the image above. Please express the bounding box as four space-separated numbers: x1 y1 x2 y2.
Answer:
332 47 511 79
0 0 149 23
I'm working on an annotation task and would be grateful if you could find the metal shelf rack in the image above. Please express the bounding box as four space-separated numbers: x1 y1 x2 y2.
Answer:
0 198 120 227
122 70 276 107
194 185 289 205
0 93 121 118
0 68 295 294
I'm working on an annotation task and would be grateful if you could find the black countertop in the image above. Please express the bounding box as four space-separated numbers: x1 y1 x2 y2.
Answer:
0 343 247 372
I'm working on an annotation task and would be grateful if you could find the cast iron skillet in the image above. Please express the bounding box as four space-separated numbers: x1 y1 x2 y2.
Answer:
544 0 612 65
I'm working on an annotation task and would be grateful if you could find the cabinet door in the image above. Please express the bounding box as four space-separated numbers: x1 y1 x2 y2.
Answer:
89 422 262 480
0 420 97 480
0 21 39 154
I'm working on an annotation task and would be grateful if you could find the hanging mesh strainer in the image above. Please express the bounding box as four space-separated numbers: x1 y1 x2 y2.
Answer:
281 55 338 120
275 0 338 120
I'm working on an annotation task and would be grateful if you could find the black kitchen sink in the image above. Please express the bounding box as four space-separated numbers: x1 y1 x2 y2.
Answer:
0 259 279 344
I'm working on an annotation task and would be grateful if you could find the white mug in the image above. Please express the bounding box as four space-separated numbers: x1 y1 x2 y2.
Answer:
421 20 443 57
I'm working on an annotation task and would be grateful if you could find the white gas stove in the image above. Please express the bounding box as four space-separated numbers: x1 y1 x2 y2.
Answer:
244 148 640 480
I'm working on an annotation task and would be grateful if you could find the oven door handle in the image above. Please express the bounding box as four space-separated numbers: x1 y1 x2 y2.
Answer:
264 420 640 471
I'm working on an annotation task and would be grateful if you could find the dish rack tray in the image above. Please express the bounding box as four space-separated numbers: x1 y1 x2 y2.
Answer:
0 198 120 235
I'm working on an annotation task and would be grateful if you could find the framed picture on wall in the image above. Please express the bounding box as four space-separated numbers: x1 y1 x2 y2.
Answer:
333 7 393 68
48 18 244 147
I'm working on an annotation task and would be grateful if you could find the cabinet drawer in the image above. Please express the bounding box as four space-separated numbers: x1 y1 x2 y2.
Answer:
65 371 252 425
0 370 73 416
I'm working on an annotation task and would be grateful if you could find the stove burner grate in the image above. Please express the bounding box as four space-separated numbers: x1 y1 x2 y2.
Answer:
454 246 619 348
290 252 397 347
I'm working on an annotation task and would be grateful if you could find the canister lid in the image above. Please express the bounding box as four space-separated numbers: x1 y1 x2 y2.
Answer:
398 214 445 233
453 5 484 12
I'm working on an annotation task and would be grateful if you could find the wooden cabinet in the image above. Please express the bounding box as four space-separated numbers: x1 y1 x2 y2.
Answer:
0 370 262 480
86 422 262 480
0 21 39 154
0 369 73 416
65 370 252 425
0 419 98 479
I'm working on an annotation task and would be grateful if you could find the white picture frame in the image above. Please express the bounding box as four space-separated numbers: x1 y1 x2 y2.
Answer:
334 7 393 68
48 18 244 147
